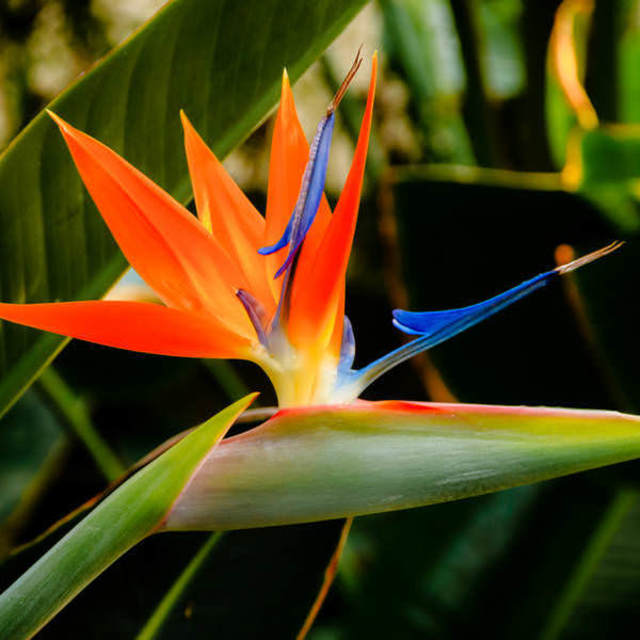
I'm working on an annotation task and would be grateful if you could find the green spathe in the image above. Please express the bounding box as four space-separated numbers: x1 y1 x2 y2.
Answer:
164 401 640 530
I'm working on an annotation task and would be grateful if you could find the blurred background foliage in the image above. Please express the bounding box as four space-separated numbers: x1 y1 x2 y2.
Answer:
3 0 640 637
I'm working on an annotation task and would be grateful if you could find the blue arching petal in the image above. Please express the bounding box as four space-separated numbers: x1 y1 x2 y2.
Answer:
392 271 550 338
271 112 335 279
263 112 336 330
258 214 293 256
263 49 364 335
350 242 623 396
260 48 363 291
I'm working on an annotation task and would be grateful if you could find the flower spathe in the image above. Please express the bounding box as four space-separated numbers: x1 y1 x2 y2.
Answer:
0 52 621 407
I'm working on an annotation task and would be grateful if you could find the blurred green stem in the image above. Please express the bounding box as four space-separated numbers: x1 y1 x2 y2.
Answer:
203 360 252 401
585 0 619 122
541 489 638 640
36 368 124 482
136 532 224 640
518 1 558 170
449 0 502 167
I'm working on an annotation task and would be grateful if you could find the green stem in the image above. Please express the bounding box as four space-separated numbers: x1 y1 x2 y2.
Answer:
449 0 502 167
202 360 251 401
136 532 224 640
36 368 124 481
540 489 638 640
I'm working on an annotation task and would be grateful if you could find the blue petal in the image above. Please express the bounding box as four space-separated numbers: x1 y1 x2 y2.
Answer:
265 113 335 279
392 271 551 339
258 215 293 255
352 241 622 397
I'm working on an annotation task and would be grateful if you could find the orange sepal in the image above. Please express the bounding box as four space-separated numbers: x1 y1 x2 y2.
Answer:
264 70 332 294
180 111 274 310
328 286 346 359
0 300 252 359
48 111 253 338
289 53 377 351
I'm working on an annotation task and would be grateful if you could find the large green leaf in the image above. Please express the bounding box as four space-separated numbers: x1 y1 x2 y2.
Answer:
0 395 254 639
0 0 367 420
164 401 640 530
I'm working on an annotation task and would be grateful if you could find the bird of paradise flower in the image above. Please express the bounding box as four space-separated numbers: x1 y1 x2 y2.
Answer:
0 50 621 408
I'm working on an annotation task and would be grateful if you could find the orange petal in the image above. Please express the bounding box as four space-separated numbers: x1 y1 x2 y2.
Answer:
0 300 252 359
181 112 274 311
264 70 332 295
48 112 253 338
289 53 377 352
328 285 346 359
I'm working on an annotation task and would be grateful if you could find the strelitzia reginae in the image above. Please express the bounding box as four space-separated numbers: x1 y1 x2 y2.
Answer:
0 51 622 408
0 50 638 640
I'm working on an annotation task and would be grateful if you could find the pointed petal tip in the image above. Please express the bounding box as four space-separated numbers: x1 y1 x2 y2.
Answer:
180 109 194 132
555 240 624 275
241 391 261 409
46 109 72 134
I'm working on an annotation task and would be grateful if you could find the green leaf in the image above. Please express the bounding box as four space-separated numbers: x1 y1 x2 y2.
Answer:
537 488 640 640
0 0 367 420
0 394 255 639
574 126 640 188
618 0 640 123
164 401 640 530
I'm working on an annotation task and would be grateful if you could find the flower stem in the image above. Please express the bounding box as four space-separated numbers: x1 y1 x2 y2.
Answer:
136 532 224 640
36 368 124 482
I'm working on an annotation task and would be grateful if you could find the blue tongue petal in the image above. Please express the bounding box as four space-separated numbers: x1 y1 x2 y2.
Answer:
392 241 624 342
258 214 294 256
351 242 623 396
259 49 364 332
259 112 335 279
392 271 550 339
259 48 363 282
